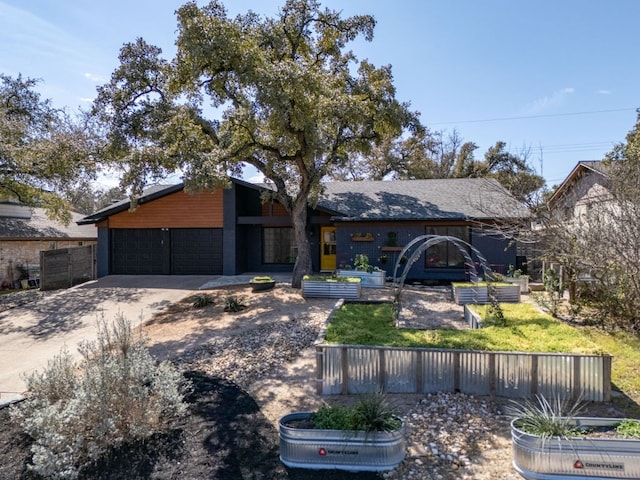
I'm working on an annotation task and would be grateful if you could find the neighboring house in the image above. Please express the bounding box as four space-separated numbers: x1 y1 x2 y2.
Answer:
0 203 97 289
78 177 529 282
547 161 611 220
545 160 613 285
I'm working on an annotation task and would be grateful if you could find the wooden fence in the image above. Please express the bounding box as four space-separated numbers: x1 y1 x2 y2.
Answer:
315 343 612 402
40 245 96 291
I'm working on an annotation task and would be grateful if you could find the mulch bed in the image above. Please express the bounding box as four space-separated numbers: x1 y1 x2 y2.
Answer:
0 371 381 480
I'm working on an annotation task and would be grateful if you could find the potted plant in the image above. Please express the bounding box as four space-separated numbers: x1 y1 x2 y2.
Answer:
351 232 374 242
510 395 640 479
249 276 276 292
336 254 386 288
279 394 405 472
301 275 362 299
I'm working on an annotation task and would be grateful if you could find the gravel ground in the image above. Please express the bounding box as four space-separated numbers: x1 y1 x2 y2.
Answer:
157 286 522 479
7 284 614 479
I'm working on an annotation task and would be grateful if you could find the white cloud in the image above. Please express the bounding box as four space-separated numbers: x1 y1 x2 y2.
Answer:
83 72 106 83
597 89 612 95
525 87 575 113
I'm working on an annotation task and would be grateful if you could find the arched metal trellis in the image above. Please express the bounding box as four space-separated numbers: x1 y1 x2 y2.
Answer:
392 235 495 321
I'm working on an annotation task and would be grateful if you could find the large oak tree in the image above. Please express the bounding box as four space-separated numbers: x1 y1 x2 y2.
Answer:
91 0 418 287
0 74 96 222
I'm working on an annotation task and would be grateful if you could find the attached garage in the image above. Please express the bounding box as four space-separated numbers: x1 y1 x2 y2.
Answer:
111 228 223 275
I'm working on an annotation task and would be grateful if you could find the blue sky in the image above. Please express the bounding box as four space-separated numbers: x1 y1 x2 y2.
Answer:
2 0 638 188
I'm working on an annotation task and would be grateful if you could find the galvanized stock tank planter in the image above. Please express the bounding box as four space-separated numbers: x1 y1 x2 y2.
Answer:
279 412 406 472
511 417 640 479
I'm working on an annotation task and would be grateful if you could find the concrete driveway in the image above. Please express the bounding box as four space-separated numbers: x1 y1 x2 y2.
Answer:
0 275 215 406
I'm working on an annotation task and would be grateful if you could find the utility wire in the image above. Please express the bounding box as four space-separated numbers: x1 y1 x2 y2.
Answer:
430 108 636 126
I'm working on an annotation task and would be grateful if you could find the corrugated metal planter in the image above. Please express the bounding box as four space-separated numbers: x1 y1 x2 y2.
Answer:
336 269 386 288
279 412 406 472
505 276 530 294
511 417 640 479
452 283 521 305
302 277 361 299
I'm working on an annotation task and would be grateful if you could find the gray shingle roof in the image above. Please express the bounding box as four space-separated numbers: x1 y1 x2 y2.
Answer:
78 177 529 225
0 208 97 239
318 178 529 220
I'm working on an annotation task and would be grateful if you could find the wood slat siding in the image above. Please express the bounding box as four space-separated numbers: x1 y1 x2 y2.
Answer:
315 344 611 402
40 245 96 291
262 201 289 217
106 190 224 228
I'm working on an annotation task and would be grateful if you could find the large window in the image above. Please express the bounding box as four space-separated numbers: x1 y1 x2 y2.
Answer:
424 226 470 268
263 228 297 264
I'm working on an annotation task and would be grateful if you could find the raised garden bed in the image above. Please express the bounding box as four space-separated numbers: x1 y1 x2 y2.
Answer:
452 282 520 305
511 416 640 479
302 276 361 299
279 411 405 472
336 269 385 288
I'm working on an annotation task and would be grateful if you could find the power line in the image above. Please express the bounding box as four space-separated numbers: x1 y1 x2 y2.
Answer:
430 108 636 126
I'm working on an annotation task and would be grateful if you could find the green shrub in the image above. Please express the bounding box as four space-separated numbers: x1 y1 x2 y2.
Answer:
616 419 640 438
223 294 246 312
311 394 401 433
190 292 215 308
10 314 188 479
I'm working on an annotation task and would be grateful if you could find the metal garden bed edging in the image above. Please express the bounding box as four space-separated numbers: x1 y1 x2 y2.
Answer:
315 343 611 402
453 284 521 305
302 278 362 299
464 305 483 329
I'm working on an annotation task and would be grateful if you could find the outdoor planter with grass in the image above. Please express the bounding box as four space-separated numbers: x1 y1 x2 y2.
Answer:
249 276 276 292
510 395 640 479
279 396 405 472
301 275 361 299
452 282 520 305
511 417 640 479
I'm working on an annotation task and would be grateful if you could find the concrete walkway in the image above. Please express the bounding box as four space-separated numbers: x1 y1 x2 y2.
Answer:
0 275 251 406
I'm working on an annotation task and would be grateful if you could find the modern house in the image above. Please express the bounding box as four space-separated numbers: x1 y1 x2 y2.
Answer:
0 203 97 289
78 177 529 282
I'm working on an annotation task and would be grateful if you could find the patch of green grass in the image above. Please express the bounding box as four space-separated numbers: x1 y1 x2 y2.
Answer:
326 301 640 412
325 302 601 354
579 328 640 414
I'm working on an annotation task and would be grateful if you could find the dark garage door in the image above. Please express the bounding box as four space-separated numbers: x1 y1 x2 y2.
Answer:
111 228 222 275
111 228 163 274
171 228 223 275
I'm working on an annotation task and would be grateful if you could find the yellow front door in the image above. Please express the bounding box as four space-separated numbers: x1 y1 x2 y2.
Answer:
320 226 337 271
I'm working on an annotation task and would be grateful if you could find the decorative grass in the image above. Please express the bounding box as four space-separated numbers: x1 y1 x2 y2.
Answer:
325 302 601 354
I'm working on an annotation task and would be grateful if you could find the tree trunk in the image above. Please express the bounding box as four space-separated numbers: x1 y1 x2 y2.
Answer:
290 200 312 289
